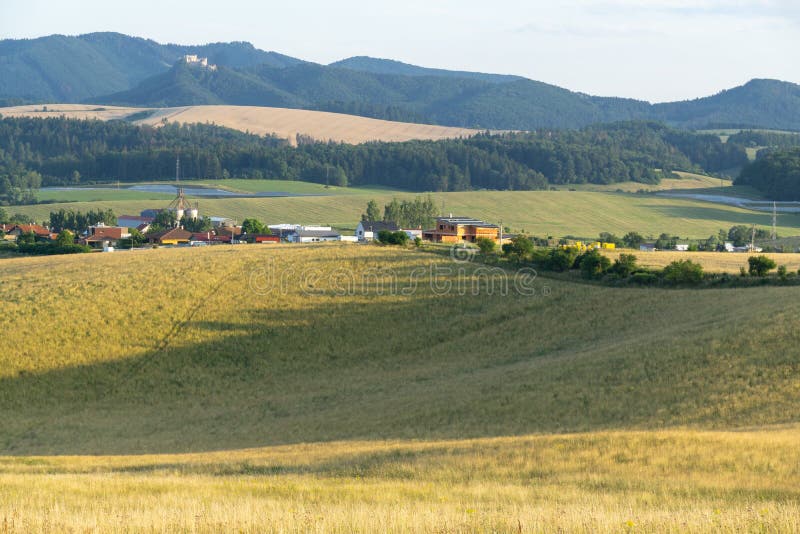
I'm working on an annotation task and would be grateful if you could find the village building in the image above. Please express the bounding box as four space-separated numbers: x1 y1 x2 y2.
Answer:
118 215 155 228
422 216 501 244
147 228 193 245
3 224 51 241
355 220 399 241
252 234 281 244
403 228 423 240
288 229 342 243
183 54 217 70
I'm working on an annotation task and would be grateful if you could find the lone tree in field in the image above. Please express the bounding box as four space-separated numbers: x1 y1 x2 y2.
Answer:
748 255 777 277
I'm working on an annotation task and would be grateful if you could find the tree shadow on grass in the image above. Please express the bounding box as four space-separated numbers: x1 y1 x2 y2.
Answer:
2 285 553 455
2 259 794 456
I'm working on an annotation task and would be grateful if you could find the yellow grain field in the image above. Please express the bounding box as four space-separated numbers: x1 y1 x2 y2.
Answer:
604 249 800 273
0 104 481 145
2 429 800 532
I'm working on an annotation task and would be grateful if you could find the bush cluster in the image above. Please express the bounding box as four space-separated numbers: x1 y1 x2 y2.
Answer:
377 230 409 246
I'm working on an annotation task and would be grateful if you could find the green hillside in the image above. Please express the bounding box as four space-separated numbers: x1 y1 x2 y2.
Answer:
2 245 800 455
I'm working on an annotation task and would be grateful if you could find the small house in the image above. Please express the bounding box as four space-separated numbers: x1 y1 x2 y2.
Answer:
675 244 690 252
356 221 399 241
118 215 154 229
403 228 423 241
148 228 193 245
639 243 656 252
288 229 341 243
422 216 500 244
5 224 51 241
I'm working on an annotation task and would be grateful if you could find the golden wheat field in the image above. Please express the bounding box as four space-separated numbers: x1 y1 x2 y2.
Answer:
3 429 800 532
2 244 800 531
0 104 481 145
603 249 800 274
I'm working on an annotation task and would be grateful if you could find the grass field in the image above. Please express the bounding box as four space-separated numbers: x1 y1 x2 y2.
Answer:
34 180 385 203
2 244 800 530
36 188 175 202
15 189 800 238
603 249 800 273
0 104 481 145
3 429 800 532
557 172 732 192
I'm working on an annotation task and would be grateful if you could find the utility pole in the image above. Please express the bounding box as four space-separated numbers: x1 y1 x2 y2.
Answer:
772 201 777 241
751 224 756 251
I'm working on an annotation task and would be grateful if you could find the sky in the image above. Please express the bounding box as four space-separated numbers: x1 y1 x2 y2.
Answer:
0 0 797 102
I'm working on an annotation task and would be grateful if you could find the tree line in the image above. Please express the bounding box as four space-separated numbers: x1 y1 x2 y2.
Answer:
736 148 800 200
0 116 753 204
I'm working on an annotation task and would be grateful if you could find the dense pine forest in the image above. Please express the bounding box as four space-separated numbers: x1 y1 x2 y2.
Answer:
0 116 751 204
737 148 800 200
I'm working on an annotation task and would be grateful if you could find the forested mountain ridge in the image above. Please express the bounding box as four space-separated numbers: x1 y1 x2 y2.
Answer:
2 33 799 131
95 59 800 132
0 32 303 103
329 56 523 84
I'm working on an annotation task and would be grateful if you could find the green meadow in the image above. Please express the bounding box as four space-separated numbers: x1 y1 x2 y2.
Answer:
17 188 800 238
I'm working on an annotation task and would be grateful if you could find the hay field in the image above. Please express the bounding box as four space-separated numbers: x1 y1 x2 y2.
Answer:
2 245 800 530
3 429 800 532
603 249 800 274
0 104 480 145
14 189 800 238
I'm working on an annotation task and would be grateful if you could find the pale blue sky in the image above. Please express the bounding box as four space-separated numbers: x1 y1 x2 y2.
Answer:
1 0 797 102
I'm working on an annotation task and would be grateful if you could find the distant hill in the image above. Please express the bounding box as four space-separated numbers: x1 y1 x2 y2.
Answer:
0 32 303 103
98 59 648 129
96 61 304 108
653 79 800 131
2 33 800 131
329 56 522 84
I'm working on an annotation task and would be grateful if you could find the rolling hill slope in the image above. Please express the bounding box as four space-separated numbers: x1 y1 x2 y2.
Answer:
2 245 800 455
3 244 800 531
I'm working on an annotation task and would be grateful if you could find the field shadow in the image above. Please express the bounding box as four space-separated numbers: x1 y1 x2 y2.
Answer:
3 257 795 456
1 278 558 455
649 204 800 228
